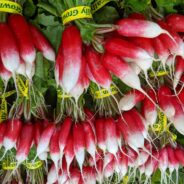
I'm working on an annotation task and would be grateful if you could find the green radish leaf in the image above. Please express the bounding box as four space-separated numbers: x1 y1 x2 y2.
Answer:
23 0 36 17
124 0 151 12
93 6 119 24
35 13 59 26
37 2 58 16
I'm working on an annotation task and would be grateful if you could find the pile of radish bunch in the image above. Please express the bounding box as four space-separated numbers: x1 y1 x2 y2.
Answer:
0 14 55 83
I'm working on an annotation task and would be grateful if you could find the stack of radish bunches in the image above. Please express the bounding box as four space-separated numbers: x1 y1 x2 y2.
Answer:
0 10 184 184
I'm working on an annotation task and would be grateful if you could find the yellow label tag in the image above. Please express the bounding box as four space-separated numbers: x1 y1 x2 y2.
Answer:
16 76 29 98
153 111 167 132
24 160 43 170
149 70 169 78
91 0 112 13
0 0 22 14
62 6 92 25
91 85 118 99
1 90 16 99
57 89 71 99
122 175 129 184
2 162 17 170
0 97 7 122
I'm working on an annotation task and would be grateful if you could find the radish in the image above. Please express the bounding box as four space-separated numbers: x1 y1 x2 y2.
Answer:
3 119 22 152
105 38 152 61
128 13 146 20
128 37 154 57
104 158 115 178
119 89 145 111
167 145 179 183
49 127 60 173
142 89 157 126
175 147 184 166
86 63 97 83
55 45 63 87
152 36 170 69
61 26 82 93
59 117 72 161
171 97 184 135
158 86 175 118
29 24 55 62
73 123 85 173
47 164 57 184
64 132 74 175
0 23 20 72
16 123 33 163
129 62 141 75
0 122 6 149
86 46 112 89
166 14 184 32
83 166 96 184
69 56 88 101
116 18 173 38
104 118 118 156
158 147 168 183
173 56 184 89
16 59 26 76
69 167 81 184
36 123 55 158
8 15 36 64
33 121 43 147
0 58 12 86
96 159 104 183
83 121 97 170
95 118 106 152
116 124 123 150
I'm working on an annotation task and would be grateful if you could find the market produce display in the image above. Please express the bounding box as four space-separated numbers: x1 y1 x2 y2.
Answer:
0 0 184 183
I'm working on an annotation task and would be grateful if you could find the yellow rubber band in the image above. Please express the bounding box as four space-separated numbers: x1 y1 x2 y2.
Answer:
1 90 16 99
0 0 22 14
62 6 92 25
149 70 169 78
24 160 43 170
91 85 118 99
16 76 29 98
153 111 167 132
2 162 17 170
91 0 112 13
0 97 7 123
57 89 71 99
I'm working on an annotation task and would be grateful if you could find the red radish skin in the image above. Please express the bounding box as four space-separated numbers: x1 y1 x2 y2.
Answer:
8 15 36 64
159 147 168 174
69 167 81 184
0 23 20 72
95 118 106 152
0 122 6 148
73 123 86 173
175 147 184 166
103 152 114 171
166 14 184 32
174 56 184 89
152 37 170 68
116 18 172 38
55 45 63 87
29 24 55 62
50 127 60 172
102 53 142 91
104 158 115 178
0 58 12 83
33 121 43 147
128 13 146 20
86 63 97 83
36 123 55 157
3 119 22 151
128 37 154 57
142 89 157 126
61 26 82 93
105 38 152 61
83 122 96 168
119 89 145 111
64 132 74 175
83 166 96 184
158 86 175 118
59 117 72 161
70 56 88 100
47 164 57 184
104 118 118 156
16 123 33 163
86 47 112 89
